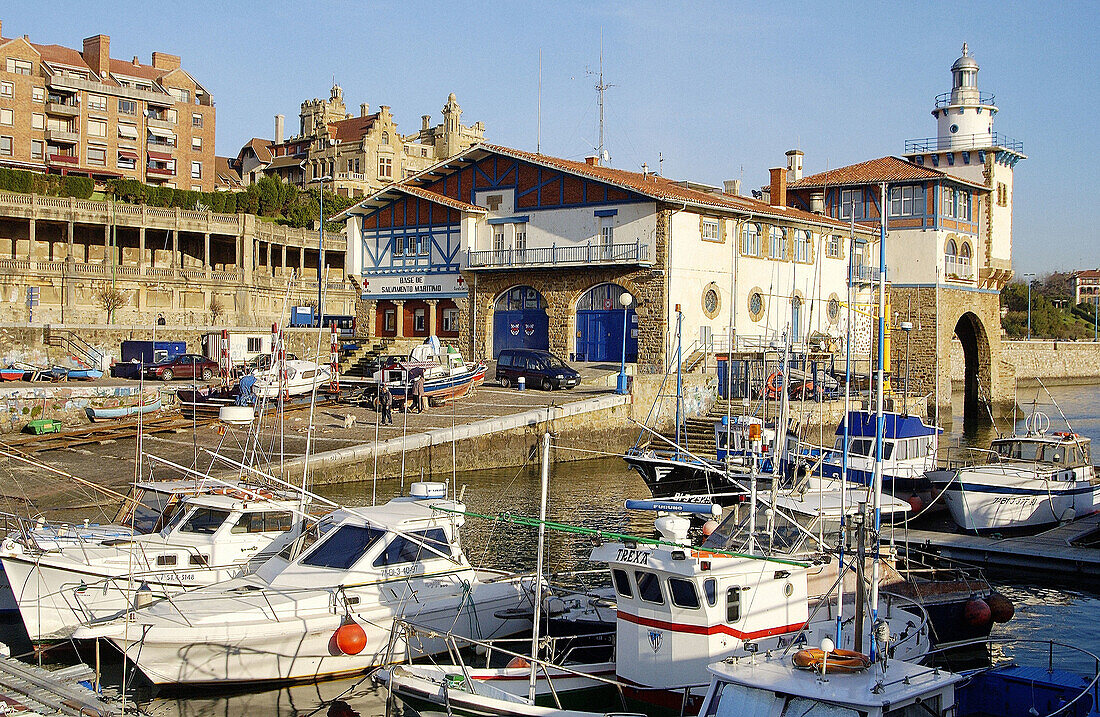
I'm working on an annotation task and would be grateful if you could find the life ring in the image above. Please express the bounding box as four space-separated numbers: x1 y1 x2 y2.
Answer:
766 372 784 397
791 648 871 673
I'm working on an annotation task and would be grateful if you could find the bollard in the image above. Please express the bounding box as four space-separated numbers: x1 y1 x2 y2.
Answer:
517 376 525 391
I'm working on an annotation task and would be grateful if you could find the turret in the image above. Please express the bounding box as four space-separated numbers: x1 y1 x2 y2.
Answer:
932 43 997 148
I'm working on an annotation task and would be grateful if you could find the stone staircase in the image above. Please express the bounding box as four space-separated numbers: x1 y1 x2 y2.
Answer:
340 338 397 378
659 398 789 457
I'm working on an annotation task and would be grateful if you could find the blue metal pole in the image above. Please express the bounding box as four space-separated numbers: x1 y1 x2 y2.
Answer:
617 304 629 394
869 183 887 661
318 187 324 325
837 215 855 646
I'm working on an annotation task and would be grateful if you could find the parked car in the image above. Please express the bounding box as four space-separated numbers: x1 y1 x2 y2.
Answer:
495 349 580 390
144 354 219 382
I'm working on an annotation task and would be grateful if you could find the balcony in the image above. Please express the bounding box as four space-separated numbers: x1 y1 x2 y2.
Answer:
146 165 175 178
467 240 651 270
934 90 995 108
47 153 79 166
334 172 366 183
147 138 177 151
944 256 975 282
45 101 80 117
146 115 175 130
46 128 79 144
904 132 1024 155
848 264 876 285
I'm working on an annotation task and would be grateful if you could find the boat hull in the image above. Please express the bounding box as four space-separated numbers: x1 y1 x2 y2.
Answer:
622 450 749 506
937 467 1100 532
88 398 162 420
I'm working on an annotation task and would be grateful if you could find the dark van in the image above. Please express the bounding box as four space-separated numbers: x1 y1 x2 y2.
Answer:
496 349 580 390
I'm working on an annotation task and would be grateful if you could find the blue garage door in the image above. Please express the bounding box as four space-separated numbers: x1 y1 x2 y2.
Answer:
493 286 549 358
576 309 637 362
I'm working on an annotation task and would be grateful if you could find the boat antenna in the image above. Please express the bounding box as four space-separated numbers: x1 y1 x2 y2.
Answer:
868 182 888 660
1035 376 1076 435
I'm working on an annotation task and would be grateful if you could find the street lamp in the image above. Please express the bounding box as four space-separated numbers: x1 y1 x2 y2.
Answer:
616 292 634 395
1023 272 1035 340
309 175 333 327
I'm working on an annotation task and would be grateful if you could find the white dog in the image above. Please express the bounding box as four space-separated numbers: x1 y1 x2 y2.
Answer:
343 414 357 429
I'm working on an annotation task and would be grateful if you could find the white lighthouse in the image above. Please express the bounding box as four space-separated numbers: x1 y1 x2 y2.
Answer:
904 43 1025 290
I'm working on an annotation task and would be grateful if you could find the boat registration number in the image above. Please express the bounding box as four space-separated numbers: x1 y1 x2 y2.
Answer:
990 496 1038 506
382 564 425 578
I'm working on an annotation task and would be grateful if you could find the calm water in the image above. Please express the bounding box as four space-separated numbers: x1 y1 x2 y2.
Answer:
115 383 1100 714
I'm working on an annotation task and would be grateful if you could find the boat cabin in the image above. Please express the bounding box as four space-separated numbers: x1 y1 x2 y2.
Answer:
990 434 1092 467
813 411 941 490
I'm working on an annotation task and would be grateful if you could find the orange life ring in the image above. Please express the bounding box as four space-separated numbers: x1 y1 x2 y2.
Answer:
791 648 871 673
766 371 784 396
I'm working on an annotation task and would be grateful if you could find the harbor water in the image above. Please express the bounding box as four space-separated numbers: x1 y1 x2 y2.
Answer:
37 384 1100 715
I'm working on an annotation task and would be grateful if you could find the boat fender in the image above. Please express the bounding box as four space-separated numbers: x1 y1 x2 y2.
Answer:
506 656 530 669
134 582 154 610
906 495 924 513
701 520 719 537
963 597 992 627
791 648 871 673
986 592 1015 623
334 620 367 655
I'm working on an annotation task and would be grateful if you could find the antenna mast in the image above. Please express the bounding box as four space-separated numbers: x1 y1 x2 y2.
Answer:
537 49 542 154
587 34 614 164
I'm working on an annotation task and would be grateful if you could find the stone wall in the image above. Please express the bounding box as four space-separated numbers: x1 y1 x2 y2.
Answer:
0 383 156 433
993 340 1100 384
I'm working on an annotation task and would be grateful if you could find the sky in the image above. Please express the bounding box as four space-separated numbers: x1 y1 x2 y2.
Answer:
4 1 1096 275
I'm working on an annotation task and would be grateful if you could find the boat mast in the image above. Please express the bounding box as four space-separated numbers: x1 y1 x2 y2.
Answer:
837 213 855 645
869 182 888 659
528 431 551 703
674 308 684 460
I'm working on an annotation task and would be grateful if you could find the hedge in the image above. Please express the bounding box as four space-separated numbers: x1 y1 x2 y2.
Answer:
0 168 91 198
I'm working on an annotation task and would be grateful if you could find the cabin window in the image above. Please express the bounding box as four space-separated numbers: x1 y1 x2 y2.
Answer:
668 578 700 609
612 569 633 598
703 578 717 606
635 571 664 604
726 587 741 622
156 554 177 566
301 524 385 569
882 442 894 460
498 354 513 367
189 554 209 566
850 439 872 457
180 508 230 535
277 517 334 560
301 370 316 379
374 528 450 567
232 511 294 534
885 696 940 716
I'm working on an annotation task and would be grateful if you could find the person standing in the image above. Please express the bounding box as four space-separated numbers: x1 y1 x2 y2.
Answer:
413 372 426 413
378 383 393 425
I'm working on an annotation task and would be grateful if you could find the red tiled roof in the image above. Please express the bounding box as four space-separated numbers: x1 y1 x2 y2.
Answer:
1076 270 1100 279
246 138 273 163
108 57 167 82
397 184 485 213
329 114 378 143
29 42 93 72
790 156 988 191
475 143 864 231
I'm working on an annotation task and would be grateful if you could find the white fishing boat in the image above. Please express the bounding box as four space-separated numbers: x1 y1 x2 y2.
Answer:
1 489 300 641
75 482 534 686
251 358 332 398
933 426 1098 532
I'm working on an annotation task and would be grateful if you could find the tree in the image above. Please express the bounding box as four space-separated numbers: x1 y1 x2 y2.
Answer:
209 296 226 325
95 286 127 324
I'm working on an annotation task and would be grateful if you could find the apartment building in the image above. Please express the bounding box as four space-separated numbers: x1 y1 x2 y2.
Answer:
0 21 215 191
235 84 483 197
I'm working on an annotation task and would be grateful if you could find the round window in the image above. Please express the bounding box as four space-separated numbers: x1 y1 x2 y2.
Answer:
950 124 959 134
785 582 794 597
748 291 764 322
702 285 720 319
827 296 840 323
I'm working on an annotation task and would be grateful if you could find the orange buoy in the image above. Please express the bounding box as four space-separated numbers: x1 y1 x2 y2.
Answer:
701 520 719 536
987 592 1015 623
791 648 871 673
506 656 530 669
906 495 924 514
334 620 367 655
963 597 992 627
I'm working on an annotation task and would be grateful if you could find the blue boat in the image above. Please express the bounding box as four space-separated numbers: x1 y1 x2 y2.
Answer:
66 368 103 380
87 396 162 421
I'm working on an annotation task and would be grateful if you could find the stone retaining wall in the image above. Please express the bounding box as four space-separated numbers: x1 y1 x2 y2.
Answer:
964 339 1100 384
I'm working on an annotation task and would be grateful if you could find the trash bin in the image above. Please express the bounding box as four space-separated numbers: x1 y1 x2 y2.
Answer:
517 376 525 391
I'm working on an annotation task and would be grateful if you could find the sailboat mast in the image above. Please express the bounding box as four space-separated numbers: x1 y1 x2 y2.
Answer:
528 431 551 703
869 182 888 659
675 309 684 459
837 213 855 645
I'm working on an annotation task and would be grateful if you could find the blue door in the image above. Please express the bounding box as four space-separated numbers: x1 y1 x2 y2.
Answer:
493 310 549 357
576 309 637 362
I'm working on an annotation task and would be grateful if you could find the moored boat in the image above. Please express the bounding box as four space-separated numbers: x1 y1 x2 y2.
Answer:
87 395 162 420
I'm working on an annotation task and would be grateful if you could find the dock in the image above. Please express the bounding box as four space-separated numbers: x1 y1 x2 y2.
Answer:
895 514 1100 579
0 655 121 716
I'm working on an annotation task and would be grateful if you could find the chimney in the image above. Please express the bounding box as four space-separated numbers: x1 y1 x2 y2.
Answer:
150 51 181 71
723 179 741 196
379 105 390 117
422 114 431 130
274 114 284 144
132 55 139 65
785 149 804 182
360 103 369 117
585 155 600 167
810 192 825 215
769 167 786 207
82 34 110 79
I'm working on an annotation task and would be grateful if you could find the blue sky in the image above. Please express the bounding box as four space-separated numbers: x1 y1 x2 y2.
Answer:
4 1 1096 275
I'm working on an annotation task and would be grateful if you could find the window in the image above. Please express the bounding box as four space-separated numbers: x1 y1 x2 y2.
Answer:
0 109 12 126
417 234 429 256
192 136 202 150
997 182 1009 207
889 185 926 217
192 113 203 128
493 227 505 253
514 223 527 253
30 140 43 159
0 136 11 157
302 524 384 569
191 161 202 179
700 217 720 241
156 554 177 566
600 219 614 249
117 152 135 169
668 578 700 608
383 309 396 332
231 511 294 534
6 59 32 75
421 147 427 157
741 222 761 256
840 189 863 219
413 308 426 332
168 87 191 103
727 586 741 622
87 147 106 166
189 554 209 566
88 118 107 137
612 569 633 598
0 81 11 98
769 227 786 259
31 113 44 130
378 155 392 178
374 528 450 567
828 296 841 323
703 578 717 606
167 108 178 124
180 508 230 535
748 291 764 321
246 337 263 352
87 94 107 112
794 230 811 262
442 308 459 333
381 131 389 145
32 87 44 103
827 234 841 258
118 99 136 115
943 187 955 218
635 571 664 604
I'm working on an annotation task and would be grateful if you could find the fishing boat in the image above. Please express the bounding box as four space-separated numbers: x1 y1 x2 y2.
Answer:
0 366 25 381
251 358 332 398
66 367 104 380
932 419 1099 532
75 482 535 686
87 395 162 421
373 341 487 406
1 489 300 641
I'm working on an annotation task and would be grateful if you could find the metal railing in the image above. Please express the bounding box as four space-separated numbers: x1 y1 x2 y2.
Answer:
468 240 650 268
944 256 975 281
934 90 995 108
904 131 1024 154
849 263 875 284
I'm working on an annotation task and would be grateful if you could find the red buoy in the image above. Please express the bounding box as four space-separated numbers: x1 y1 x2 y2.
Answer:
334 620 367 655
906 495 924 514
987 592 1015 623
963 597 992 627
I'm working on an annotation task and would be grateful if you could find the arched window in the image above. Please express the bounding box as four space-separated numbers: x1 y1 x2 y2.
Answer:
381 131 389 145
960 242 971 260
945 238 958 257
577 283 632 311
495 285 546 311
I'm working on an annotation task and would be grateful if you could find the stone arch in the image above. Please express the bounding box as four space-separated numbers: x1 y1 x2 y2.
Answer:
573 282 638 362
490 284 549 358
953 310 992 420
